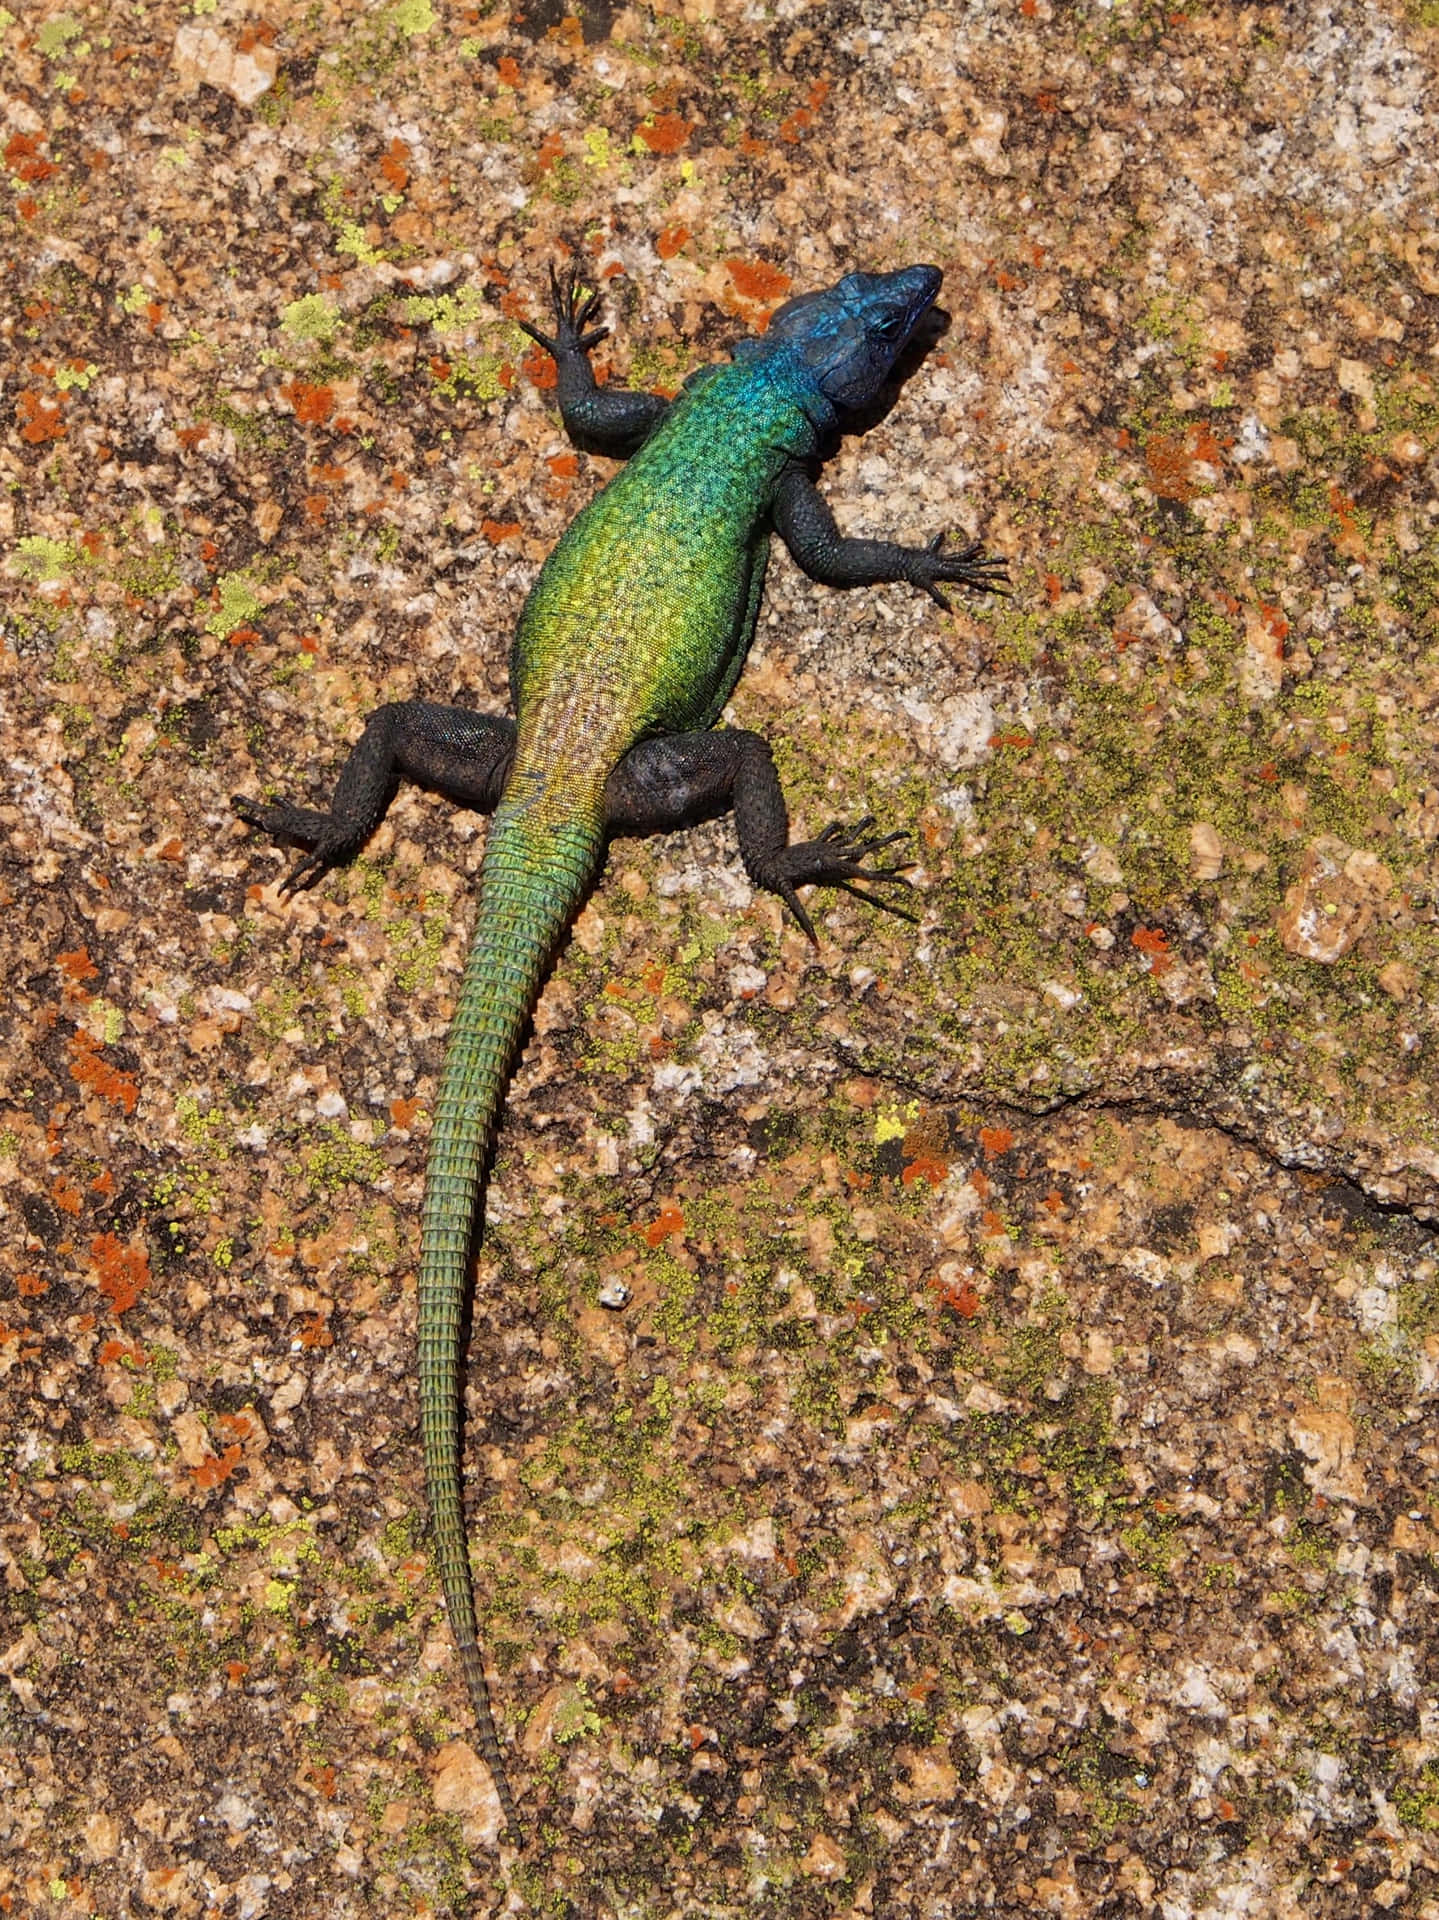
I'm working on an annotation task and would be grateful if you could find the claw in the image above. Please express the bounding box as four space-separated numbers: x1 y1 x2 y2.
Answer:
520 264 608 362
921 530 1010 601
234 794 343 897
515 317 557 353
778 879 818 946
281 851 328 896
769 816 916 940
834 880 919 924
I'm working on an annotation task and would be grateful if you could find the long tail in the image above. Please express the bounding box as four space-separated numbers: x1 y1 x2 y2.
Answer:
418 805 604 1832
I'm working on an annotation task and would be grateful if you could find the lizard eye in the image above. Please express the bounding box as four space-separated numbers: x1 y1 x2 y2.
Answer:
872 313 905 342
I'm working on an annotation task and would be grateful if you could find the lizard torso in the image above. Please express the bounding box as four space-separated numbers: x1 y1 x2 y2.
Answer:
508 361 818 793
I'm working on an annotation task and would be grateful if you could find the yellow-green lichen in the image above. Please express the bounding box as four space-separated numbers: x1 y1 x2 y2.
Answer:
280 294 343 345
205 571 264 638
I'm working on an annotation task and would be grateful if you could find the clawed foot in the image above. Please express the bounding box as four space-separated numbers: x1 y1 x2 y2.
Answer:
515 263 607 362
915 533 1010 609
232 795 353 895
769 817 917 944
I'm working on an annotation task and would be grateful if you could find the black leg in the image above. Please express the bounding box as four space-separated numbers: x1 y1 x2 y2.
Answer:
605 729 914 943
517 264 671 459
233 702 516 893
774 466 1009 608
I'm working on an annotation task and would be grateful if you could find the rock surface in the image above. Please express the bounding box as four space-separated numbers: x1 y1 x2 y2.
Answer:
3 2 1437 1915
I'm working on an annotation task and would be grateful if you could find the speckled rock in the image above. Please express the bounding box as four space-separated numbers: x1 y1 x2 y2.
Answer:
3 2 1438 1916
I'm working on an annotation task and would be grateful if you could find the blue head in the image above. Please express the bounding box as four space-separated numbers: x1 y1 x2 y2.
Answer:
734 265 943 426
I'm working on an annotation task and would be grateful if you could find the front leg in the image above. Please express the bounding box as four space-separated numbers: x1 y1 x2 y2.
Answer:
518 265 670 459
775 466 1009 608
234 701 516 893
605 729 914 944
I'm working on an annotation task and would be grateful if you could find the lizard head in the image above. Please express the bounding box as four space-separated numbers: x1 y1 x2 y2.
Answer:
735 265 943 421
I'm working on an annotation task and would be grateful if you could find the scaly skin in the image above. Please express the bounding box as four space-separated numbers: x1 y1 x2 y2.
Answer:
234 262 1007 1836
419 366 820 1830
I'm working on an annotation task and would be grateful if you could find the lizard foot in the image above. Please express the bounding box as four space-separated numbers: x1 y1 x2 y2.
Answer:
515 263 607 361
914 532 1011 610
768 817 917 944
232 795 356 895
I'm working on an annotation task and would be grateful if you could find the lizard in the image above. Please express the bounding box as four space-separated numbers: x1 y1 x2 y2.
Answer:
233 260 1007 1832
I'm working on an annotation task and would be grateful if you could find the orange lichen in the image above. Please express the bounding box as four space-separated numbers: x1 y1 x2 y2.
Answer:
98 1338 145 1365
901 1152 950 1189
58 947 100 984
283 380 335 425
726 258 791 303
379 138 410 193
1144 422 1227 503
978 1125 1014 1159
522 344 558 389
636 112 693 154
656 224 690 260
481 517 522 544
641 1202 685 1247
192 1444 243 1489
1131 925 1173 977
91 1233 149 1316
4 131 55 184
51 1177 82 1216
17 390 66 443
934 1275 982 1318
68 1032 138 1114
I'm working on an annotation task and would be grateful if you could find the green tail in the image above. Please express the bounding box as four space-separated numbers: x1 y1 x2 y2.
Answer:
418 804 604 1831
